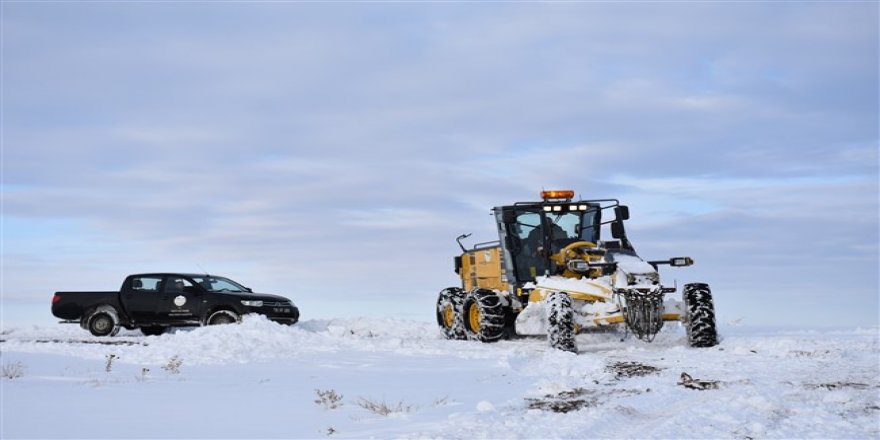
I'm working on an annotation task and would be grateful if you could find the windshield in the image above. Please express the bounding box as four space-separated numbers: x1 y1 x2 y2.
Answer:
545 210 599 243
191 276 248 293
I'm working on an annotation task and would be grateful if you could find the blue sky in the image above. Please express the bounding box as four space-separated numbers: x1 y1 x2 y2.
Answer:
2 2 877 327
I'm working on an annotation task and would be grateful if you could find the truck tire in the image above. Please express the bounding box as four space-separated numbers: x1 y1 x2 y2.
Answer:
141 326 165 336
436 287 466 340
546 291 577 353
85 306 120 337
206 309 240 325
684 283 718 348
462 289 506 343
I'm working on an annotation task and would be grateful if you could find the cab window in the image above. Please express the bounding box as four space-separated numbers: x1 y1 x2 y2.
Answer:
163 277 194 293
131 276 162 293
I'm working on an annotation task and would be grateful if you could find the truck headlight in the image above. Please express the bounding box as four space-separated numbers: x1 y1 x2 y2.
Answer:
241 300 263 307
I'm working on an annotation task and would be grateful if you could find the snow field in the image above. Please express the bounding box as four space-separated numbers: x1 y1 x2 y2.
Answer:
1 316 878 439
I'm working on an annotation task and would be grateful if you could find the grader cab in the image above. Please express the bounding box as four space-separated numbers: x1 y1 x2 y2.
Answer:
436 190 717 352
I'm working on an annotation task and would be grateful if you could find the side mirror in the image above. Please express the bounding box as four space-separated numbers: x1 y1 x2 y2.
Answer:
245 287 253 293
615 205 630 221
611 221 626 239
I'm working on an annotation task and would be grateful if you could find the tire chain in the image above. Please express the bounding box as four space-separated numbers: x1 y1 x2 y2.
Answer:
619 289 665 342
436 287 467 340
684 283 718 347
463 289 506 342
547 292 577 353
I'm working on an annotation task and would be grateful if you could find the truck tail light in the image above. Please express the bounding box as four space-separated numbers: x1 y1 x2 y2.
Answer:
52 294 61 304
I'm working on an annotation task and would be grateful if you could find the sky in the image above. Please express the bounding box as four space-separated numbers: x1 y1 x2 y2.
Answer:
1 2 877 327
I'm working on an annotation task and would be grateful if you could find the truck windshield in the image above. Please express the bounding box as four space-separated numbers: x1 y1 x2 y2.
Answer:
192 276 248 293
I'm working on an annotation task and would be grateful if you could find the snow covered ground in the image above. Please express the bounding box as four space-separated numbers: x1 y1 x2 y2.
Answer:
1 315 878 439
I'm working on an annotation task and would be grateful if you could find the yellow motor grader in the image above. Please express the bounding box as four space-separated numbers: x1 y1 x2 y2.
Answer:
436 190 717 352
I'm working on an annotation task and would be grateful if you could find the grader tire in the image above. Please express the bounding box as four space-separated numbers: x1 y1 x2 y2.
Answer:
546 291 577 353
684 283 718 348
436 287 467 340
462 289 506 343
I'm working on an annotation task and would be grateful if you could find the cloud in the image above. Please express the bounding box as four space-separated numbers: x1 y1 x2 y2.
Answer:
2 2 877 326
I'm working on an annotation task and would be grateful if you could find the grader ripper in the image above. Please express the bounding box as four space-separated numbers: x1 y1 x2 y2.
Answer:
436 190 718 352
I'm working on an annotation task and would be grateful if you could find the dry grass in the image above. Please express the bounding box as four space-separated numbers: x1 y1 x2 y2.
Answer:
314 388 344 410
356 397 415 416
162 355 183 374
1 362 25 379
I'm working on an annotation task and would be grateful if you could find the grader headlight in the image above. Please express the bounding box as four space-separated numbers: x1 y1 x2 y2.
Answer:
670 257 694 267
567 259 590 273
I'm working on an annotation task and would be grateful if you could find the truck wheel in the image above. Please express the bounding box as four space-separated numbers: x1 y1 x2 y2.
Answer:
141 326 165 336
462 289 506 343
684 283 718 348
546 291 577 353
207 309 240 325
436 287 466 340
85 306 120 337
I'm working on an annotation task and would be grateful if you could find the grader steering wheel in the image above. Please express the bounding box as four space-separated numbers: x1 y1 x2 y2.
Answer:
550 240 599 267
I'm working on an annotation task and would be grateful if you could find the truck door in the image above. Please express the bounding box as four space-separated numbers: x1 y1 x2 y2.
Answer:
122 276 163 324
155 276 200 323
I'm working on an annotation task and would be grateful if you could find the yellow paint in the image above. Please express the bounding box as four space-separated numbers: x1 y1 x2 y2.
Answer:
567 291 608 302
529 288 608 304
528 289 546 303
441 304 455 328
548 241 605 279
590 313 681 326
467 302 481 332
459 246 509 292
592 314 626 325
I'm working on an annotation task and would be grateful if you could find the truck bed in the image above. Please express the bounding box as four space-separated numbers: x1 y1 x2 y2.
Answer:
52 291 120 321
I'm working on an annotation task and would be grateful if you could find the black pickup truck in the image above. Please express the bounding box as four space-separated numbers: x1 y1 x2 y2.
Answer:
51 273 299 336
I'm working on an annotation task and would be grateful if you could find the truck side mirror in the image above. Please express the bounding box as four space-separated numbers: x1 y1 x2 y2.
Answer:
611 221 626 239
615 205 630 221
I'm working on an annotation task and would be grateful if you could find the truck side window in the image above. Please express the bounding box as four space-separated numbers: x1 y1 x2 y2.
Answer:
163 277 193 293
131 276 162 293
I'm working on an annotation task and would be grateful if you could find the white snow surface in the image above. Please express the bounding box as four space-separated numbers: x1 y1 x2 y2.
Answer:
608 253 656 275
1 315 878 439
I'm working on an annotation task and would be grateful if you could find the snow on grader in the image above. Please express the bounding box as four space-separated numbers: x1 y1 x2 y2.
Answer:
435 190 718 352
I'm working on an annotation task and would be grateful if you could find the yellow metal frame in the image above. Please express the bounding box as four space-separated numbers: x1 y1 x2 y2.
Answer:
529 283 612 303
549 241 603 279
459 246 509 292
588 312 681 327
